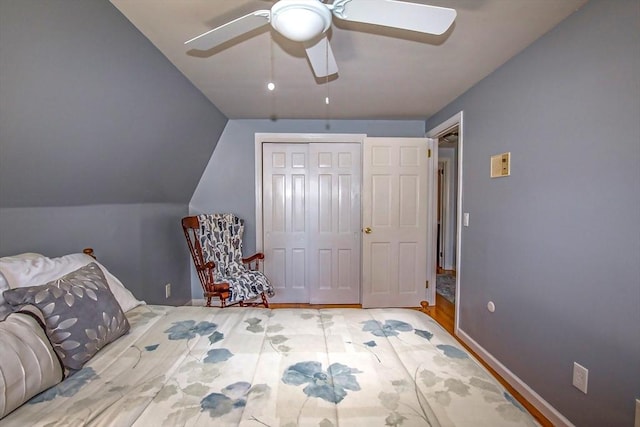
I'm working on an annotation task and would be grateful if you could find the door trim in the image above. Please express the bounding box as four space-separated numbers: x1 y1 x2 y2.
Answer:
255 133 366 253
427 111 464 335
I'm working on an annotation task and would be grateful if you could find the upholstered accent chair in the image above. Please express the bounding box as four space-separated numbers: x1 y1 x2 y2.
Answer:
182 214 274 307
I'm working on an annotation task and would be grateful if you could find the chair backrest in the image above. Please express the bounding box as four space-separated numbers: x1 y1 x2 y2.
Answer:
193 214 246 280
182 216 210 291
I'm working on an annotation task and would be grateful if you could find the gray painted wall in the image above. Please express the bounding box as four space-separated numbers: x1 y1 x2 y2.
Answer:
0 204 190 305
0 0 228 304
427 1 639 425
0 0 227 208
189 118 426 297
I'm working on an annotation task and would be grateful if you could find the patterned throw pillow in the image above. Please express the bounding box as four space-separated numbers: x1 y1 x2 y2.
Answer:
3 262 130 372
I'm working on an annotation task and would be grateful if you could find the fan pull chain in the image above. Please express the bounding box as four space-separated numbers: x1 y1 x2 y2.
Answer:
325 38 330 129
269 35 277 118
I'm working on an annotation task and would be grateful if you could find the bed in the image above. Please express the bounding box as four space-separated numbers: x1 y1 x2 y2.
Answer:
0 252 539 426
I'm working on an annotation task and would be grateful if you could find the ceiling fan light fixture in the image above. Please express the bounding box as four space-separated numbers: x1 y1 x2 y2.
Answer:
270 0 332 42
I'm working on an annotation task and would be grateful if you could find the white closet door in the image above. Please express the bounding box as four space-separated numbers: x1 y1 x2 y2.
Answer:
361 137 431 308
263 143 310 303
262 142 362 304
308 143 361 304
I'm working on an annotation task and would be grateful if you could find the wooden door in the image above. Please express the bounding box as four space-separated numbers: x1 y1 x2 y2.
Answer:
361 137 432 308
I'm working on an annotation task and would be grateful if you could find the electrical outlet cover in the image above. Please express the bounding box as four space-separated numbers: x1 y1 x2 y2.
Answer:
572 362 588 394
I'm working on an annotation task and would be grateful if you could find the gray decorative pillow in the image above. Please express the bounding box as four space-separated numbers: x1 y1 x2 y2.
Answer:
3 262 130 372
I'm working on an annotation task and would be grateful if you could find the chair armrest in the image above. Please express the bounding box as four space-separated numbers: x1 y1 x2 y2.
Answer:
243 253 264 271
198 262 230 295
242 253 264 264
204 282 230 293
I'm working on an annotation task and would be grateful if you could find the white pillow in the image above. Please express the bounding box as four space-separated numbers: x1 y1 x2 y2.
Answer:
0 253 144 313
0 253 44 263
0 254 43 321
0 307 64 419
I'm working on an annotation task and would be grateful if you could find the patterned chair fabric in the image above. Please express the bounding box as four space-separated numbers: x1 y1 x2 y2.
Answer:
196 214 274 305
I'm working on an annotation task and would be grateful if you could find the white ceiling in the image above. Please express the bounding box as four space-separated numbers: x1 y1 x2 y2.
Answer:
110 0 587 120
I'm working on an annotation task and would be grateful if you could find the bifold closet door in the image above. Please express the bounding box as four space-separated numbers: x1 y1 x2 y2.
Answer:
262 143 361 304
263 143 310 303
308 143 361 304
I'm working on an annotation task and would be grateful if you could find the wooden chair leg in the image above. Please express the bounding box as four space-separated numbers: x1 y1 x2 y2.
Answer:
206 296 212 307
261 293 269 308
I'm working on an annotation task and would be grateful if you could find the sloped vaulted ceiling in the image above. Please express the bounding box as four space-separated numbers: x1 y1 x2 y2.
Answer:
0 0 228 208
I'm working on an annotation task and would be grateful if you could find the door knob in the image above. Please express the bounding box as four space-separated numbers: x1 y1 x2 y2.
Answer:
363 227 372 234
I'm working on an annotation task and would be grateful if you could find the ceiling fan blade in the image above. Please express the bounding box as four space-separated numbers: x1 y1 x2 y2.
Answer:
304 35 339 78
185 10 270 50
333 0 456 36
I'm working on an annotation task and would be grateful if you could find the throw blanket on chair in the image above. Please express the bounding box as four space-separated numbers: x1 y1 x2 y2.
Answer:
196 214 274 305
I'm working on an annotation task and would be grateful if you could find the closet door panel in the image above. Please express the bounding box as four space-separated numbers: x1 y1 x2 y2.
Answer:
263 144 310 303
309 143 361 304
263 142 361 304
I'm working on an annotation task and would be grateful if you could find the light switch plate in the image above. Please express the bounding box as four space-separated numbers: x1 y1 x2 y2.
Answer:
491 152 511 178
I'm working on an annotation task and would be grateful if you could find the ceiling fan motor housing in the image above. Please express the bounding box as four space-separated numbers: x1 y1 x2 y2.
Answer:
270 0 332 42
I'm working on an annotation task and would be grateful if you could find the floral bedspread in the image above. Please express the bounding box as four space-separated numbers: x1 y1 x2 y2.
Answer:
3 306 539 426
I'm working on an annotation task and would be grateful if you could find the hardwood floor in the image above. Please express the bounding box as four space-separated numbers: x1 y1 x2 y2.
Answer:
271 299 552 426
427 293 455 334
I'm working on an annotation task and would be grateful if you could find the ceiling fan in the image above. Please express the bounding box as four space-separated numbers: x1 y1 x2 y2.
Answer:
185 0 456 78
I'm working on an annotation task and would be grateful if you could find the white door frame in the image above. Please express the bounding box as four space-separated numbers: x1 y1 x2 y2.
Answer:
255 133 366 253
427 111 464 334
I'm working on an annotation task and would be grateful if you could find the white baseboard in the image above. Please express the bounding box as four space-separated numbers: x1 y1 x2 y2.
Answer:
457 328 575 427
189 299 206 306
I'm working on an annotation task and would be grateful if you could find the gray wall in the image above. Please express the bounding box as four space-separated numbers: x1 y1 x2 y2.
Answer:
0 0 228 304
0 204 190 305
189 118 426 298
427 1 639 425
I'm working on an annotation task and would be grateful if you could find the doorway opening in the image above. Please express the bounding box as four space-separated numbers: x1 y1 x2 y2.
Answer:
427 111 463 334
436 128 458 317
